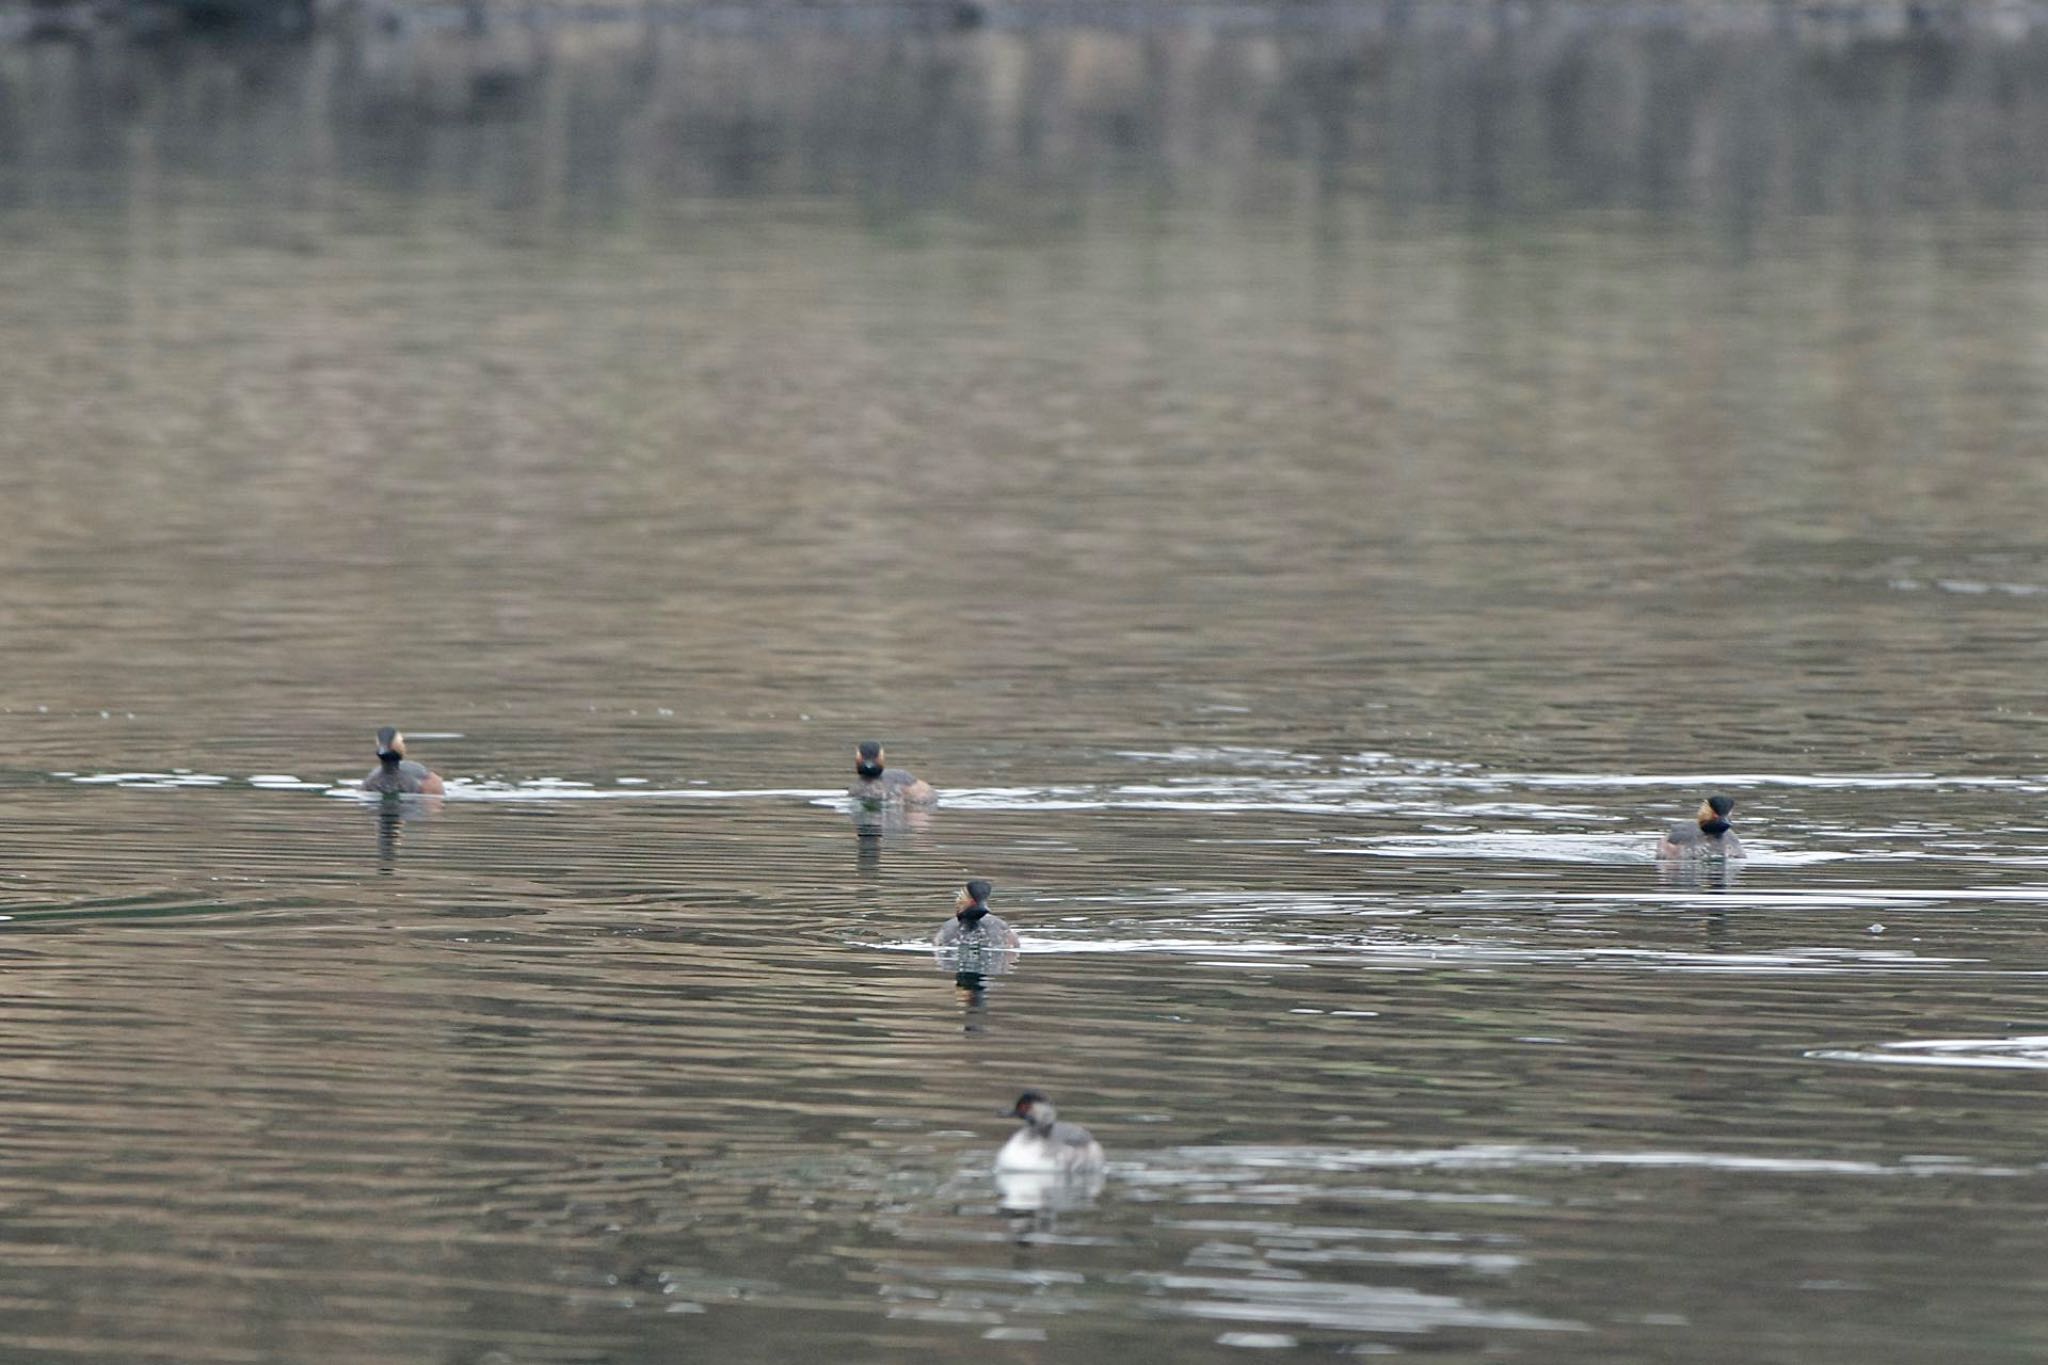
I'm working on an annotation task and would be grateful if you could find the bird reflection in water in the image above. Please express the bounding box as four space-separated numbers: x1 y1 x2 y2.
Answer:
1657 853 1743 892
370 793 442 872
955 968 990 1031
848 803 932 877
854 823 881 876
1655 846 1740 950
994 1166 1106 1242
936 940 1018 1033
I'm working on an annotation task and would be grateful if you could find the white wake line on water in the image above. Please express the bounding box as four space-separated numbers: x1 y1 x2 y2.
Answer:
1116 746 1329 769
1329 946 1978 974
1118 751 2048 792
1431 771 2048 791
63 772 850 801
1147 1143 2033 1179
910 774 2048 809
1811 1036 2048 1070
1119 747 2048 788
324 782 838 802
425 782 836 802
870 938 1320 956
815 788 1614 816
868 937 1987 972
1144 1276 1584 1335
1059 890 1421 914
46 772 1633 813
66 771 233 787
1567 946 1975 969
66 766 2048 806
1528 894 1947 914
1538 887 2048 912
1316 835 1910 866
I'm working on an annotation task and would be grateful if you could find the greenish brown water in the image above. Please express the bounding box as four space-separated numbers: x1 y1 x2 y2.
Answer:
2 12 2048 1363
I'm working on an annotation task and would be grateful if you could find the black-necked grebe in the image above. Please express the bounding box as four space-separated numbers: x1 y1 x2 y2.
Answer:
1656 794 1743 859
362 727 445 796
997 1091 1105 1173
934 878 1019 949
848 741 936 807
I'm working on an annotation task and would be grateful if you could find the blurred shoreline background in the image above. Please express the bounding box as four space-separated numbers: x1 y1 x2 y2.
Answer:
9 0 2048 39
2 0 2047 229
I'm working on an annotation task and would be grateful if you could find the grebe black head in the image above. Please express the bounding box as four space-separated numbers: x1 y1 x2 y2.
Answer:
1698 794 1736 837
1008 1090 1054 1127
956 879 993 925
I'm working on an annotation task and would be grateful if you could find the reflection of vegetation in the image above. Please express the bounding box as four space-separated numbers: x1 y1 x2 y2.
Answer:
0 17 2043 221
132 0 316 33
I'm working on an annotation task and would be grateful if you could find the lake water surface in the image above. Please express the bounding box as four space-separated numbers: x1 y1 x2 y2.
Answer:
2 9 2048 1363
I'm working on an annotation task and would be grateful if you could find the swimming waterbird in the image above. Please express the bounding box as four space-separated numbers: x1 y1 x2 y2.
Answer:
362 727 445 796
848 741 936 807
1656 794 1743 859
934 878 1019 949
996 1091 1106 1174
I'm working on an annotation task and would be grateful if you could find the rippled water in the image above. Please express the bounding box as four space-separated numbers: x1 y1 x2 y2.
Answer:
4 9 2048 1363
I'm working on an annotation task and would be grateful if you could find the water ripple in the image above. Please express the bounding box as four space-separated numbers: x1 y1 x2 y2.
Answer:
1809 1037 2048 1071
